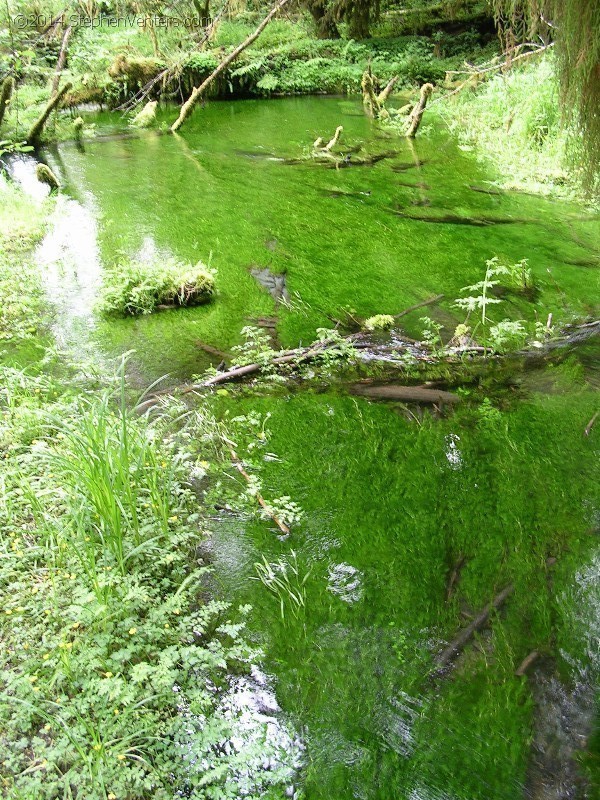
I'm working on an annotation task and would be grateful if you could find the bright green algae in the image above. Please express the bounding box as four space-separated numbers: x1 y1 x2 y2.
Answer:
31 96 600 799
55 96 599 383
207 376 599 800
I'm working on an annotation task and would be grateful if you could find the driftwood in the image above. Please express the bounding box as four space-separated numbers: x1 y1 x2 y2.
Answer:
406 83 433 138
436 584 514 670
27 82 72 144
515 650 539 677
170 0 290 133
51 25 72 96
0 76 14 128
351 384 460 404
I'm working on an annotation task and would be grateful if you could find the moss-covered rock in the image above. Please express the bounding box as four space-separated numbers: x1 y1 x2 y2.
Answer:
35 163 60 190
130 100 158 128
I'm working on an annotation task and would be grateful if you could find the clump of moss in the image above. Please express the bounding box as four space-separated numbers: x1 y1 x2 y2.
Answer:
35 163 60 190
108 55 165 87
100 259 216 316
364 314 395 331
130 100 157 128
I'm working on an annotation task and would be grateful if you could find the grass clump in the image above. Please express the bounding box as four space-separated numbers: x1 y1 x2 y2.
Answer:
100 259 216 316
435 55 579 198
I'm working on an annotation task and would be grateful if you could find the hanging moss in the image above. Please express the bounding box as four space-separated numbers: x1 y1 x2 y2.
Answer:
35 163 60 191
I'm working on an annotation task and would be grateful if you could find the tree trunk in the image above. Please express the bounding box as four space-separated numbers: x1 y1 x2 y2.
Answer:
51 25 73 96
348 0 371 39
27 82 72 145
0 76 15 128
306 0 340 38
170 0 290 133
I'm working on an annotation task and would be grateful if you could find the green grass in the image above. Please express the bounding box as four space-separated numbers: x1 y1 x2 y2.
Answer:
434 54 586 200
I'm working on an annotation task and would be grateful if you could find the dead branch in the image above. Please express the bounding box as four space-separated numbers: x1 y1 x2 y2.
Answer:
446 554 466 602
436 584 514 670
515 650 539 677
51 25 72 96
170 0 290 133
394 294 444 319
377 75 399 106
323 125 343 152
584 411 599 437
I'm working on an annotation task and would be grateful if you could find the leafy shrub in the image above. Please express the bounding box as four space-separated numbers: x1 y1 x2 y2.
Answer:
364 314 395 331
100 259 216 316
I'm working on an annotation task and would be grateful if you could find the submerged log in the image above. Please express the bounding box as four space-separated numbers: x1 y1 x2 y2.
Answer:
394 293 444 319
391 210 525 226
351 384 461 404
515 650 539 677
436 584 514 670
170 0 290 133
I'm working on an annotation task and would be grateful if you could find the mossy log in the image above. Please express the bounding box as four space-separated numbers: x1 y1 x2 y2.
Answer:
406 83 434 138
0 76 15 128
108 55 165 87
36 163 60 190
377 75 399 105
27 82 72 145
170 0 290 133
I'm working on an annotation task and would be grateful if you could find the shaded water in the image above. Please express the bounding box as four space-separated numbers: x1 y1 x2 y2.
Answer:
18 97 600 798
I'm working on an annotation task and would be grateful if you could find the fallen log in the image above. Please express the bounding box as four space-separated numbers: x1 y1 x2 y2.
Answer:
195 340 230 360
390 210 525 226
351 384 461 404
435 584 514 670
377 75 399 106
170 0 290 133
27 82 72 145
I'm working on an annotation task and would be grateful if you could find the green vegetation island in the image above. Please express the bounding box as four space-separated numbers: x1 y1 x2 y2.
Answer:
0 1 599 798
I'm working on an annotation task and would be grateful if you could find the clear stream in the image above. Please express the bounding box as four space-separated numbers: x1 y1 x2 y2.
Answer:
22 96 600 798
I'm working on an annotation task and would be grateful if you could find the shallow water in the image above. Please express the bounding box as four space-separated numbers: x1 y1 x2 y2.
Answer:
15 97 600 798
